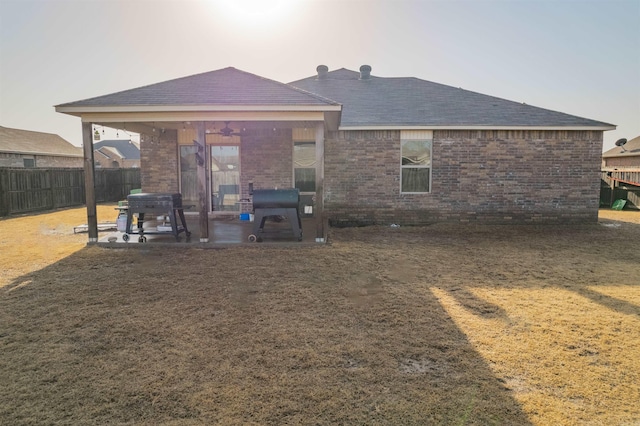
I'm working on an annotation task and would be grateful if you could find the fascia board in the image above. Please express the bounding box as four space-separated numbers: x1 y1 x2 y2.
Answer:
56 104 342 115
0 149 82 157
339 125 617 131
74 111 327 123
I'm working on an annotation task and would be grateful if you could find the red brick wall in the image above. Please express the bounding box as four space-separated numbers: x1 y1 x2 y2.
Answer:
239 128 293 198
140 131 179 193
325 130 603 225
141 128 293 201
139 127 604 224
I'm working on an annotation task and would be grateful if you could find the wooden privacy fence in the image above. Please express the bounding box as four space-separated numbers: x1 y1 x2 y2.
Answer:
601 169 640 209
0 168 141 216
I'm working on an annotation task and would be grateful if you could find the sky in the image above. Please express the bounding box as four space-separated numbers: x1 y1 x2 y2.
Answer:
1 0 638 152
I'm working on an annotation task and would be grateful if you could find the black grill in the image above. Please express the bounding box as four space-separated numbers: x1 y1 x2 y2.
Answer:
124 193 191 242
249 188 302 242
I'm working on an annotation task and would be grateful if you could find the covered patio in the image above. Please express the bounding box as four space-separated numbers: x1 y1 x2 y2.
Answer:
97 215 324 247
55 67 341 245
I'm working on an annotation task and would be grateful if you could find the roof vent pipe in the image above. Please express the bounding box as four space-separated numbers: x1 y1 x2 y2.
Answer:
359 65 372 80
316 65 329 80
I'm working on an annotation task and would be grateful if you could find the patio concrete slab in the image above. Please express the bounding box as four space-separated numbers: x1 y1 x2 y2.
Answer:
96 215 324 247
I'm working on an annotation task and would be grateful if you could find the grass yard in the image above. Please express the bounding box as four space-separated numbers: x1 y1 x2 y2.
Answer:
1 206 639 425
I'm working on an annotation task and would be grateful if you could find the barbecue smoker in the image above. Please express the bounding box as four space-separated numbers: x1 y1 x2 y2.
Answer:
124 193 191 242
248 188 302 242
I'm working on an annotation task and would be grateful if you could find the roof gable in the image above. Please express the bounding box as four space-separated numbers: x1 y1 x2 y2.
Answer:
57 67 339 108
0 126 82 157
93 139 140 159
289 68 614 129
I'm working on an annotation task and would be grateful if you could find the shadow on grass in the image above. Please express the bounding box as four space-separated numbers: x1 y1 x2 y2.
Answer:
0 245 533 425
5 221 639 424
573 286 640 317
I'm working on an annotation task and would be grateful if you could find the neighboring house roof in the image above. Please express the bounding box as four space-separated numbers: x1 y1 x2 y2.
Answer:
94 139 140 159
95 148 116 160
602 135 640 158
289 68 614 130
96 146 124 161
0 125 82 157
56 67 341 112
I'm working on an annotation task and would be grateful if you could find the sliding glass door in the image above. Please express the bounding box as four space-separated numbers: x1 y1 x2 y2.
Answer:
211 144 240 213
179 145 199 207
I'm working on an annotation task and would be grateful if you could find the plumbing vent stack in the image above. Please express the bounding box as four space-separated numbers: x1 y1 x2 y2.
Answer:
316 65 329 80
359 65 372 80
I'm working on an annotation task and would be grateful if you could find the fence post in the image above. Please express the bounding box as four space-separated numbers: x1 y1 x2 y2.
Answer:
48 168 55 210
0 168 8 216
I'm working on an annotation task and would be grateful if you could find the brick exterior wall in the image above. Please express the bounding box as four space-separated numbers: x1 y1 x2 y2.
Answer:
324 130 603 225
0 153 82 168
95 157 140 169
603 156 640 169
139 127 604 225
142 128 293 206
239 128 293 198
140 131 179 193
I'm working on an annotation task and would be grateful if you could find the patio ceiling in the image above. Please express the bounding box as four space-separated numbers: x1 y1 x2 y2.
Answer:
65 113 340 136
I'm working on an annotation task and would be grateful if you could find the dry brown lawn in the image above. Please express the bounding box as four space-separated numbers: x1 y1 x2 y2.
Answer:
1 206 639 425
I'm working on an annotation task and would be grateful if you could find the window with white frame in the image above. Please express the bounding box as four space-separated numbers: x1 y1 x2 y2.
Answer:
400 132 432 193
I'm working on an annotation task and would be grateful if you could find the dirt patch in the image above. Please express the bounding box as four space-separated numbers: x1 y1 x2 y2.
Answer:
1 207 639 425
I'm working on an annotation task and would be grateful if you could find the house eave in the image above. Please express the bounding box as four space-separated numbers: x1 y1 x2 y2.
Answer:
338 125 617 131
55 104 342 116
0 149 82 158
602 153 640 159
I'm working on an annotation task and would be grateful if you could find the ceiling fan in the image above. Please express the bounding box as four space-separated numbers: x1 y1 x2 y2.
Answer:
210 121 246 137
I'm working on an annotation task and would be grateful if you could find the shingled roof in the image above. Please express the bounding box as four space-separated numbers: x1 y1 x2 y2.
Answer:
0 126 82 157
602 135 640 158
56 65 613 131
289 67 614 129
93 140 140 160
56 67 340 110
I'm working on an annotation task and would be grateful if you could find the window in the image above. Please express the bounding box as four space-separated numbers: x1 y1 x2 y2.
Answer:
293 142 316 193
401 138 431 193
23 157 35 168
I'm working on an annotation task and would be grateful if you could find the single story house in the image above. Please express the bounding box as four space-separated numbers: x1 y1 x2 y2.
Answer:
93 139 141 168
0 125 83 168
602 135 640 169
601 135 640 209
55 65 614 242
